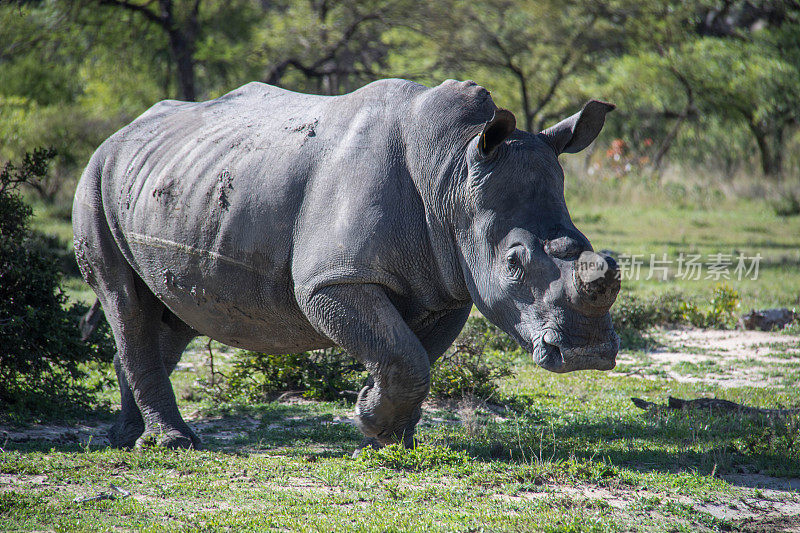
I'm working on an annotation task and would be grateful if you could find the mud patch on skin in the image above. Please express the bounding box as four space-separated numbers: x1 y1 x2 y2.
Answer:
216 169 233 210
73 237 95 285
286 118 318 138
152 175 178 206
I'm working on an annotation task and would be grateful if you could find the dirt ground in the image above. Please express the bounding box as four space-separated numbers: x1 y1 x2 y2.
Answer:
612 328 800 388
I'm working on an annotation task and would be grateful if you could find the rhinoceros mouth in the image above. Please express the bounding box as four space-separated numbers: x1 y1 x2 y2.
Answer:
533 330 619 373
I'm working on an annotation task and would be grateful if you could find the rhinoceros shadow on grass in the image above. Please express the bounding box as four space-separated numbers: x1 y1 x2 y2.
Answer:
72 78 621 452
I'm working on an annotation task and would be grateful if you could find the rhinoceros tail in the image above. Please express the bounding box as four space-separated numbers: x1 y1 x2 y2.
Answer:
79 299 104 341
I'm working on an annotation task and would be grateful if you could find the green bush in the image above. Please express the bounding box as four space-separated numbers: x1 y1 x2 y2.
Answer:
611 285 741 342
772 188 800 217
0 148 115 417
220 348 367 402
217 316 516 405
611 290 688 349
611 290 687 332
429 316 515 401
458 315 519 353
679 282 740 329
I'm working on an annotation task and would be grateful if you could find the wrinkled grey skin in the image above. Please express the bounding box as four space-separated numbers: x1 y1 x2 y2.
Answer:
72 79 620 451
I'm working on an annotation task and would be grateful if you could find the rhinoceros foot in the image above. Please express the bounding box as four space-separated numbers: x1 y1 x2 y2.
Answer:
351 437 382 459
108 417 144 449
134 428 201 450
354 386 422 447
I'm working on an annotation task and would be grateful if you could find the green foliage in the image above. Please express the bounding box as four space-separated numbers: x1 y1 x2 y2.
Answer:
612 286 741 345
612 290 687 332
429 316 515 401
679 283 740 329
611 290 688 349
459 315 519 353
0 492 45 516
772 188 800 217
3 0 800 189
0 149 115 417
220 348 367 402
356 442 471 471
741 415 800 460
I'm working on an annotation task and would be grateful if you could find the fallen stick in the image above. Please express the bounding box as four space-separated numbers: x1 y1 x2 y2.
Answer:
631 396 800 416
73 484 131 504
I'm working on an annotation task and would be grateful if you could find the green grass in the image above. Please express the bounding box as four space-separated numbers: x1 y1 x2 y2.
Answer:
3 335 800 531
6 184 799 531
568 196 800 310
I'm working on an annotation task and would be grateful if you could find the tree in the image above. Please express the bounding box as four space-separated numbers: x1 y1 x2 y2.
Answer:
0 149 115 414
677 36 800 178
255 0 416 95
600 0 800 177
94 0 202 100
424 0 630 133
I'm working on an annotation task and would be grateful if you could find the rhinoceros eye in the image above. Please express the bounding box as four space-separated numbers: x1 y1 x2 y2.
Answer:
505 250 525 282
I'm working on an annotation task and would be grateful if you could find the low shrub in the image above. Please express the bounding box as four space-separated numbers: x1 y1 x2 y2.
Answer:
679 282 740 329
0 148 116 418
219 348 367 402
611 289 687 332
429 316 515 401
216 316 516 405
772 188 800 217
611 290 688 349
611 285 740 344
459 314 519 353
741 415 800 459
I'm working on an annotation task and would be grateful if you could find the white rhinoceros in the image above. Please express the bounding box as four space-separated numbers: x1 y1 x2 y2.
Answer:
73 79 620 450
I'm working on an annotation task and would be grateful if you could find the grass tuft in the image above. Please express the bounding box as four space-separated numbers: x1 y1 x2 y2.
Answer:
356 443 472 471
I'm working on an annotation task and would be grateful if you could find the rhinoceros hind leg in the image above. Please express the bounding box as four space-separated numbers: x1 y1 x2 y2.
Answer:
74 159 198 450
109 350 144 448
102 275 199 451
105 304 197 449
132 315 199 449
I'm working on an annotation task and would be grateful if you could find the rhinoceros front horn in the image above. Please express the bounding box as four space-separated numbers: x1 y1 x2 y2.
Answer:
572 251 621 313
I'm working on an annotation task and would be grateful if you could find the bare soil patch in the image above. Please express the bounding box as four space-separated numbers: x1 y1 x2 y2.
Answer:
613 327 800 388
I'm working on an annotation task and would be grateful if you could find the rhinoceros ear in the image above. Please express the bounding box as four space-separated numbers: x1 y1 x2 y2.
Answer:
478 109 516 157
538 100 615 155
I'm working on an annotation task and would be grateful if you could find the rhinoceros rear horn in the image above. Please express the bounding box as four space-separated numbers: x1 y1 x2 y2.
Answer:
539 100 615 155
478 109 516 157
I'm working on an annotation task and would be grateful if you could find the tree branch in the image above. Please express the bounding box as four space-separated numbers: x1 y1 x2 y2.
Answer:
530 13 599 131
98 0 165 28
263 12 381 86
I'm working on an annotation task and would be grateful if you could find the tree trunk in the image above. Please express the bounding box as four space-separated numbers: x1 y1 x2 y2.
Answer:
653 112 686 170
749 120 783 179
98 0 200 101
169 30 197 101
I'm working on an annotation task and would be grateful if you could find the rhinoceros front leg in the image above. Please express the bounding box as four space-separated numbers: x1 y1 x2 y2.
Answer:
301 284 431 447
356 306 471 452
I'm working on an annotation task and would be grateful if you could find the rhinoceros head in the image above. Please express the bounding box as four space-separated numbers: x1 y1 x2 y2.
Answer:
456 101 620 373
